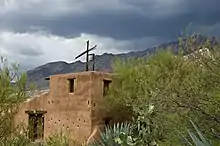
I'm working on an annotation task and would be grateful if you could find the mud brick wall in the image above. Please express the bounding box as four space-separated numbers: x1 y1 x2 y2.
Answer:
14 71 113 143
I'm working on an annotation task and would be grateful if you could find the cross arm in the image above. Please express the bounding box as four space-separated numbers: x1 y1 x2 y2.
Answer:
75 45 97 59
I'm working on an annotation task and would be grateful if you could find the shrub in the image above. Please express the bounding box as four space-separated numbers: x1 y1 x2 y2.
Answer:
104 37 220 144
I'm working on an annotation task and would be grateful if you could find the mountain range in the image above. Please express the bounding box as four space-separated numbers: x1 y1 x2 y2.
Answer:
26 35 218 89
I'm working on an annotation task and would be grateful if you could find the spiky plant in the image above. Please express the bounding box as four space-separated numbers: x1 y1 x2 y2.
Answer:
89 122 134 146
182 120 212 146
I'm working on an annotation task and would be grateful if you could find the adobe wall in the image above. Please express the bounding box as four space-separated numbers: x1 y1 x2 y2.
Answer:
14 71 114 143
90 72 112 125
14 90 49 134
89 72 128 127
45 72 93 142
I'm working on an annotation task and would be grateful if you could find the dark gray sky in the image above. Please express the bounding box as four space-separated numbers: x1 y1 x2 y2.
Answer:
0 0 219 70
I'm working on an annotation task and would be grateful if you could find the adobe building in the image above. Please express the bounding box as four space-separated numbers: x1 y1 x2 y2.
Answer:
13 71 115 143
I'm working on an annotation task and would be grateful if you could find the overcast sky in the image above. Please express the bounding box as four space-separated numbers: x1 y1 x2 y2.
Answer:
0 0 219 70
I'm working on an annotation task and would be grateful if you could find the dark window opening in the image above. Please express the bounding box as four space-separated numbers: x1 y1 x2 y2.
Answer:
103 80 111 96
27 113 44 141
68 78 75 93
104 117 112 125
100 117 113 133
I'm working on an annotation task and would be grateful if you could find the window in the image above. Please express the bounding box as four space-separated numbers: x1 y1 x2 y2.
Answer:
25 111 46 141
68 78 75 93
103 80 111 96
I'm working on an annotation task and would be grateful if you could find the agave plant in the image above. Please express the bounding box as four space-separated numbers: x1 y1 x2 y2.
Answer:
89 122 137 146
182 120 212 146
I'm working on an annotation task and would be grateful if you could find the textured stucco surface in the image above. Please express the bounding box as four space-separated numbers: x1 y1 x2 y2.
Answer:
14 71 113 143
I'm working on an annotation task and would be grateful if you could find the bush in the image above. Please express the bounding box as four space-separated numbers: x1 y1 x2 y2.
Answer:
104 37 220 144
45 132 82 146
0 57 29 144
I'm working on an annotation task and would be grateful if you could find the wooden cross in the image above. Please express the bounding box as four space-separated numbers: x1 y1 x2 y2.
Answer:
75 40 97 71
89 54 95 71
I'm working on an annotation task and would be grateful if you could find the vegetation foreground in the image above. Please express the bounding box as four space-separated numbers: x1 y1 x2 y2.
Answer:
1 37 220 146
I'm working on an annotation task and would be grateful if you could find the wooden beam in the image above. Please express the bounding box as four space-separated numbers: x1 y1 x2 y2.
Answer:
25 110 47 115
74 40 97 71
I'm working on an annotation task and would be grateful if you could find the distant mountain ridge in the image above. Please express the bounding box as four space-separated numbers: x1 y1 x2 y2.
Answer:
26 35 218 89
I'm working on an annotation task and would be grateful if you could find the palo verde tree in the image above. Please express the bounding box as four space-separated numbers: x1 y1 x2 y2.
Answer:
104 37 220 145
0 57 29 145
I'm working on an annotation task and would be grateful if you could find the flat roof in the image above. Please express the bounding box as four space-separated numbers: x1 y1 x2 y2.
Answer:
44 71 114 80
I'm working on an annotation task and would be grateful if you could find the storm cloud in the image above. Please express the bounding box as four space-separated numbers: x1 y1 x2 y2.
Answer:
0 0 219 69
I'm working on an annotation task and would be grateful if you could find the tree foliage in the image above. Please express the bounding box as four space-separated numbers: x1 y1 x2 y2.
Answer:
0 57 28 144
104 37 220 145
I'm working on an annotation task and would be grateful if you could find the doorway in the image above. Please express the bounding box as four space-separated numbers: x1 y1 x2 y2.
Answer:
25 110 46 141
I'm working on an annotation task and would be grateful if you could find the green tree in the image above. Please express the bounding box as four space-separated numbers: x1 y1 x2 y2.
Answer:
105 38 220 145
0 57 29 145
